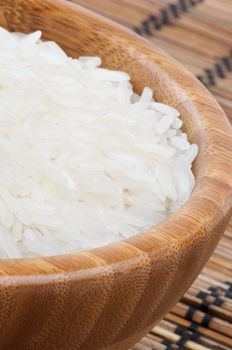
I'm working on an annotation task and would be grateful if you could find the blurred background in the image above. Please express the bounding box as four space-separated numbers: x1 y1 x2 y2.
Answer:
72 1 232 349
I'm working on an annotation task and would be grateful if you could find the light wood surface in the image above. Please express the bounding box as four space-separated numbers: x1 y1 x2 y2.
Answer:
0 1 231 349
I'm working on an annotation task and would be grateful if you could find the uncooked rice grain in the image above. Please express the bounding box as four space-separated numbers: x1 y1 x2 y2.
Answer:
0 27 198 258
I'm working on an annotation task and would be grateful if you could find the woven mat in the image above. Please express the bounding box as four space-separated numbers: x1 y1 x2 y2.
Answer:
70 1 232 349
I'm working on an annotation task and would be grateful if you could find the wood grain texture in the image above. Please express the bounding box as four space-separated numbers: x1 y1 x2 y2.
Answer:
0 0 231 349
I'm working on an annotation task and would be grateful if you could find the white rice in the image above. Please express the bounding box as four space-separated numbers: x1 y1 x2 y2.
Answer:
0 27 198 259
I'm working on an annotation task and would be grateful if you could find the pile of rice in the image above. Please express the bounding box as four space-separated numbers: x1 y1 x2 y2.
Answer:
0 27 198 259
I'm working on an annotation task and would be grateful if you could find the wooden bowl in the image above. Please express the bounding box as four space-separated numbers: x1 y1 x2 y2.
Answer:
0 1 232 349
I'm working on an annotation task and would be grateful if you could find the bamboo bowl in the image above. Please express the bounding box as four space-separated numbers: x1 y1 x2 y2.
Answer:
0 1 232 349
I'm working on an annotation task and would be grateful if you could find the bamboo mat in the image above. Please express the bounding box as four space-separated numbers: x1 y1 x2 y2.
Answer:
69 1 232 349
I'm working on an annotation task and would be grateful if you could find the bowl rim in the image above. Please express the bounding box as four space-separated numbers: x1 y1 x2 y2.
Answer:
0 0 232 279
